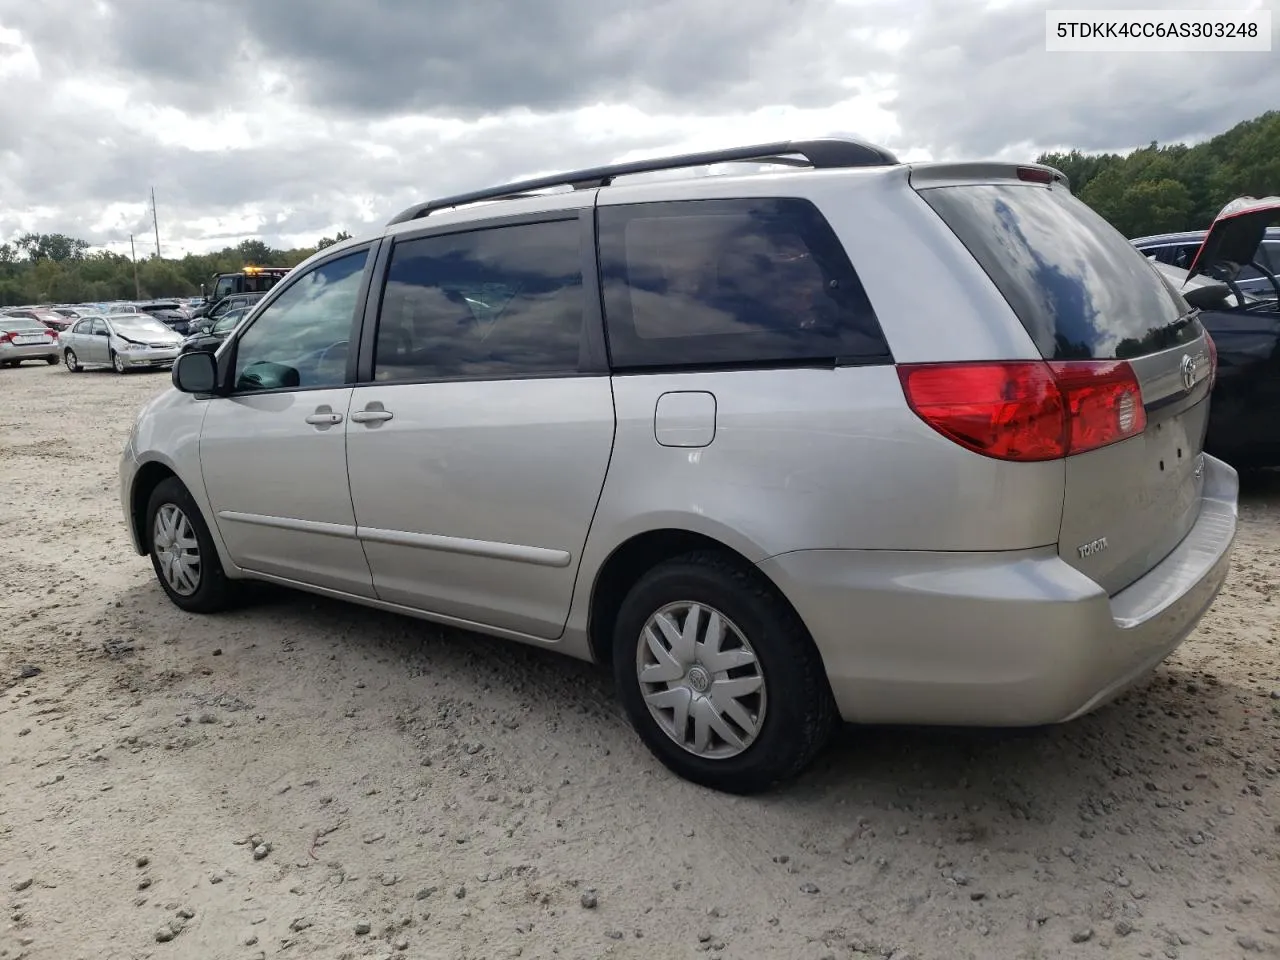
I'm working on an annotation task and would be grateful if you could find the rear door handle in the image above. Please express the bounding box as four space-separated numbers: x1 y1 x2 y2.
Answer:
305 412 344 425
350 409 394 424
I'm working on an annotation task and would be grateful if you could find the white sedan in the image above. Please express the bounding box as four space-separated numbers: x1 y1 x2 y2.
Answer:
0 316 60 367
61 313 184 374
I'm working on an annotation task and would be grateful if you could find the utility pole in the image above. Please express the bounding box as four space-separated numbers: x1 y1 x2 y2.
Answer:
151 187 161 259
129 235 141 299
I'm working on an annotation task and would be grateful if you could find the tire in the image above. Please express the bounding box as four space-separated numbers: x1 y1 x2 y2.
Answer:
112 351 128 374
612 550 836 794
2 360 17 368
45 356 58 365
64 349 82 372
145 477 238 613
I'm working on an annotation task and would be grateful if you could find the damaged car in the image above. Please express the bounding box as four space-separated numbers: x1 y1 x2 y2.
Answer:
60 313 184 374
1150 196 1280 468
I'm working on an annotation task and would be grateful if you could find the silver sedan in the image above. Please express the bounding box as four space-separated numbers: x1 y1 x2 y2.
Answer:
0 316 60 367
61 313 184 374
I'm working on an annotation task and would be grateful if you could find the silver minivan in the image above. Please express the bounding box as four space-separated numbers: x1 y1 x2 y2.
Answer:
119 140 1237 793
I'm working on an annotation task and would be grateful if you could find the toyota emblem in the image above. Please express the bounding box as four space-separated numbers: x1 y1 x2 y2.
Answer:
1180 354 1197 391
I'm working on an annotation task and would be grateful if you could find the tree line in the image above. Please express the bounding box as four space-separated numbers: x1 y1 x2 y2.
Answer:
1037 110 1279 238
0 233 351 307
3 109 1278 307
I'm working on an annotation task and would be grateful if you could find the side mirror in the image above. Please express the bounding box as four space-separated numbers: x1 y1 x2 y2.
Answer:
172 351 219 394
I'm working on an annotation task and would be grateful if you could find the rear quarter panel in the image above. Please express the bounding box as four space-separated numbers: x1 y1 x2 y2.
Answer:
568 169 1068 652
565 366 1067 646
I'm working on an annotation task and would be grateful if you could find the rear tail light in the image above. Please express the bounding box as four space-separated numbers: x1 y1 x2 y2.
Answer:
898 360 1147 462
0 332 14 344
1016 166 1057 184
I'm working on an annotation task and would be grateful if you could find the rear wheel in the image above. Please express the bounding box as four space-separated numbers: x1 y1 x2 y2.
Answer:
145 477 237 613
612 551 836 794
2 360 18 368
64 349 82 372
112 351 128 374
45 356 58 365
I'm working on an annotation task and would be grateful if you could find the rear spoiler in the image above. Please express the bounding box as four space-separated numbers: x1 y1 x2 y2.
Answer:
906 161 1069 190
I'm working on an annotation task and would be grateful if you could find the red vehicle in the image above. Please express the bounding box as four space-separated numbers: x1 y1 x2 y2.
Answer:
1 307 73 332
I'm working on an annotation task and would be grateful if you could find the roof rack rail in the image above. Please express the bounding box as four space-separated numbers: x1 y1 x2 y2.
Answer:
386 137 899 225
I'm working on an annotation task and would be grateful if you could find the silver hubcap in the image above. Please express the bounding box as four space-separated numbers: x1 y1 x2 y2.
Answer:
65 351 76 369
153 504 201 596
636 602 767 760
114 354 125 372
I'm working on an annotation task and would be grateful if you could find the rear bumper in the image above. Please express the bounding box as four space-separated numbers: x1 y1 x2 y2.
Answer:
759 455 1238 726
0 343 59 361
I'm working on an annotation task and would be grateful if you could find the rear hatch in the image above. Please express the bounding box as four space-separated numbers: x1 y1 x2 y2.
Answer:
915 169 1212 595
1187 195 1280 300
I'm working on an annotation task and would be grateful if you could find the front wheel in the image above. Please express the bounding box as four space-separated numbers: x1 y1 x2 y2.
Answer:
145 477 237 613
612 551 836 794
64 350 82 372
112 351 127 374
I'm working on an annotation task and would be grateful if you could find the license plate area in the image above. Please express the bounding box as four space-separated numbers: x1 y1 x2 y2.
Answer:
1142 407 1203 515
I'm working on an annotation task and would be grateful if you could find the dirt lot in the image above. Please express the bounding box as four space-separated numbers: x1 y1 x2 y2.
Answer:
0 362 1277 960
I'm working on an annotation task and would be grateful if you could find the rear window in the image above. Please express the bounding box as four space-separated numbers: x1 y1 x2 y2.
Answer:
921 184 1200 360
1 318 45 332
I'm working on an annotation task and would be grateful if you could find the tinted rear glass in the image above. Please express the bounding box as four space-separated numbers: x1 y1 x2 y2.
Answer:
598 198 890 369
921 184 1199 360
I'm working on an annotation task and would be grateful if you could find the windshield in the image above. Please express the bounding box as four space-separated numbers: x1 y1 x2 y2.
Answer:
213 312 245 332
112 316 176 339
243 275 281 293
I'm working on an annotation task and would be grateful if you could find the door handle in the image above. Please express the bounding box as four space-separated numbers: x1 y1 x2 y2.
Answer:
350 409 394 424
305 412 344 425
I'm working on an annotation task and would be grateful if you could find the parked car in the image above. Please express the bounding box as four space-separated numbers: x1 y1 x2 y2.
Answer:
1147 196 1280 468
194 292 266 328
0 316 59 366
180 306 250 353
1134 225 1280 298
110 301 196 335
2 306 74 332
62 313 183 374
120 139 1238 793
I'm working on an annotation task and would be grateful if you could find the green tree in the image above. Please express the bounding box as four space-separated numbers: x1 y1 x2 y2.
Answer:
1039 110 1280 237
16 233 89 262
236 239 276 265
316 230 352 251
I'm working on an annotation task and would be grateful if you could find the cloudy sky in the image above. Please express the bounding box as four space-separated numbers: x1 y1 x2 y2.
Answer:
1 0 1275 255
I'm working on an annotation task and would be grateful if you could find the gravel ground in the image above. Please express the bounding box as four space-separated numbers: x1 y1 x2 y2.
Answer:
1 362 1277 960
